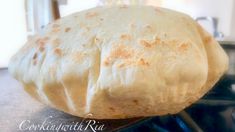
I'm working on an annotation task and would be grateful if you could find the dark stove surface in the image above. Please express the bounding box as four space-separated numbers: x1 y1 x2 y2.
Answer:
120 75 235 132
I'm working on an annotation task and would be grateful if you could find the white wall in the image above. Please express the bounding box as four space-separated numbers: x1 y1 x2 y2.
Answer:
59 0 98 17
0 0 27 68
230 1 235 41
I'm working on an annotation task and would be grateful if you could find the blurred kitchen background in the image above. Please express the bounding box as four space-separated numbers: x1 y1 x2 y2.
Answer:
0 0 235 68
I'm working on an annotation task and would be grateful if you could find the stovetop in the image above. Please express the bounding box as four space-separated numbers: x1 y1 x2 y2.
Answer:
119 75 235 132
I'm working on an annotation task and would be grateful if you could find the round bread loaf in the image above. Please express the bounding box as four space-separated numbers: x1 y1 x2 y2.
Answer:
9 6 228 119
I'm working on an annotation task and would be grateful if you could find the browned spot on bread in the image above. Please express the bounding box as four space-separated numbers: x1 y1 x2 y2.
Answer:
103 59 110 66
64 27 71 32
93 37 101 44
138 58 150 66
51 28 60 33
36 37 50 52
94 37 99 42
54 48 62 56
204 36 212 43
103 57 113 66
51 24 60 33
103 45 133 66
117 60 136 68
118 63 125 68
109 107 115 111
110 45 133 59
178 42 189 52
85 12 98 18
155 37 161 44
37 40 46 52
139 37 162 48
103 44 149 68
36 37 50 45
140 40 152 48
52 38 60 47
133 99 138 104
120 34 131 41
32 53 37 60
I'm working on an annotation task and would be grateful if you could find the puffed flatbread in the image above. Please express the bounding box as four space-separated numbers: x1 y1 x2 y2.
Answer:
9 6 228 119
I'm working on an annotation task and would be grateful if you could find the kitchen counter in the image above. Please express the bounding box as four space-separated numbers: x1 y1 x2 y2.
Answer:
0 69 144 132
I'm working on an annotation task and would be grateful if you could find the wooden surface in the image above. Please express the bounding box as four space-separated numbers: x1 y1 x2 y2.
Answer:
0 69 145 132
